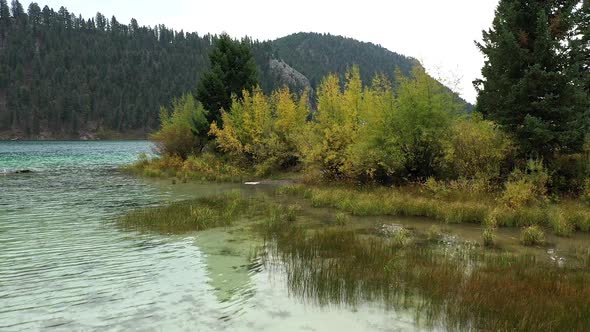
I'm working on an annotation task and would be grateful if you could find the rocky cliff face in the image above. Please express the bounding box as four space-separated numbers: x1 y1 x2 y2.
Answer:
268 59 312 94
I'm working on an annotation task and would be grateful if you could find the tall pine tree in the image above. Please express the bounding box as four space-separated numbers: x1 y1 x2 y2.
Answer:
196 33 258 125
576 0 590 94
475 0 587 159
0 0 10 39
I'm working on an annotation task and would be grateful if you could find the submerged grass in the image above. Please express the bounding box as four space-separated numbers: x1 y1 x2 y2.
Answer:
278 184 590 236
119 191 263 233
260 223 590 331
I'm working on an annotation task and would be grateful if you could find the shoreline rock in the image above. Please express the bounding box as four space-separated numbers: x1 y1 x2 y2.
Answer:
1 169 33 175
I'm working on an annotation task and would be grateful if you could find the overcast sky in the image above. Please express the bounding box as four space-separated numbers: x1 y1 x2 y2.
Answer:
38 0 500 103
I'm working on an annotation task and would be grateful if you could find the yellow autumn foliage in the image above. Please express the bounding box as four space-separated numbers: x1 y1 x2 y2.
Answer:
210 86 309 175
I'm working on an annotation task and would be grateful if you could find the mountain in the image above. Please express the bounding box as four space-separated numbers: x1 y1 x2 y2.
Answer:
265 32 420 89
0 2 466 139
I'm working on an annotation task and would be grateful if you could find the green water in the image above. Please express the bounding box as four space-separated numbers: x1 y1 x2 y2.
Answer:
0 141 423 331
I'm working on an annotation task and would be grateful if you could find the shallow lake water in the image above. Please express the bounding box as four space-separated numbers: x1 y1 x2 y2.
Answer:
0 141 429 331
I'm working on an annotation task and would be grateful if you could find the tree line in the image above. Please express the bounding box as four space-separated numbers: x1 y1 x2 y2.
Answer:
0 1 427 138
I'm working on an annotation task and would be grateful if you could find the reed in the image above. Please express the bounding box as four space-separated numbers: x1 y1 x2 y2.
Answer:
335 212 351 226
482 226 497 247
260 226 590 331
520 225 546 246
548 207 574 237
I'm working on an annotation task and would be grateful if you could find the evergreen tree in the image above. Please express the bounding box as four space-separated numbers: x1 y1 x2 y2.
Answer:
0 0 10 36
576 0 590 93
196 33 258 125
475 0 587 158
10 0 23 18
27 3 41 28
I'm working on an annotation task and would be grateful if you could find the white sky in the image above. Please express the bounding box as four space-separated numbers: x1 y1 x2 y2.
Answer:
37 0 500 103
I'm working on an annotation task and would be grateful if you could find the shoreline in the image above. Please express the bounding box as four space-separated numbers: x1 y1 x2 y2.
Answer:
0 138 150 142
0 131 150 141
124 154 590 241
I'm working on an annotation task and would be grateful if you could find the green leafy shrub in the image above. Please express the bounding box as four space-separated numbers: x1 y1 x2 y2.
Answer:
347 67 461 182
444 115 512 181
549 153 590 194
210 87 309 176
151 94 209 159
423 177 450 199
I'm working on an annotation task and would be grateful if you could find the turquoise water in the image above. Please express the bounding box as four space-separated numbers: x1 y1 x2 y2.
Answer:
0 141 421 331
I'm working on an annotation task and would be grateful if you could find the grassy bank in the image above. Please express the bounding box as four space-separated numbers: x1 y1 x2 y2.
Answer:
123 153 303 184
277 184 590 237
122 153 252 182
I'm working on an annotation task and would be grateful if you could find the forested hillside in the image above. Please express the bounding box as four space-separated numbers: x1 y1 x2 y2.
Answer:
269 32 419 88
0 1 458 139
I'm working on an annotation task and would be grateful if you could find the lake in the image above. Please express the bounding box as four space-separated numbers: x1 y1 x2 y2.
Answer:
0 141 423 331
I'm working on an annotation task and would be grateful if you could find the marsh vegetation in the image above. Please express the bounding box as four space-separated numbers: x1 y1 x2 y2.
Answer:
119 192 263 233
277 184 590 238
260 224 590 331
117 186 590 331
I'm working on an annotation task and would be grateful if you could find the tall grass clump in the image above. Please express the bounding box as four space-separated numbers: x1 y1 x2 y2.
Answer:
391 228 412 247
520 225 546 246
482 210 498 247
482 227 497 247
335 212 351 226
278 184 491 224
547 207 574 237
571 210 590 232
260 203 302 234
278 182 590 236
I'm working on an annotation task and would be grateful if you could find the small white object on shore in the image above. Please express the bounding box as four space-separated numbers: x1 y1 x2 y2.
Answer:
244 182 261 185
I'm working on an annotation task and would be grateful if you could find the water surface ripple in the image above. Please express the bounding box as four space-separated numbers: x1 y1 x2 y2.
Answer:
0 141 420 331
